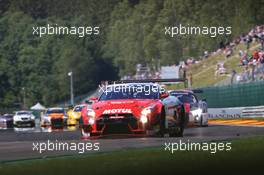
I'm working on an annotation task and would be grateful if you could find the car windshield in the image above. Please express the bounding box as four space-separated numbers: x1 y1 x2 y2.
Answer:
99 84 160 101
17 112 31 115
3 114 13 119
74 106 85 112
170 93 196 103
47 109 64 114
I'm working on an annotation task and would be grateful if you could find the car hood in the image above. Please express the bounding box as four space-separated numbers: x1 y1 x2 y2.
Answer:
92 99 160 117
0 117 13 121
48 113 65 118
14 115 31 119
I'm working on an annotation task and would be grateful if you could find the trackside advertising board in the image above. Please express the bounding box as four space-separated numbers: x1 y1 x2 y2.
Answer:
160 66 179 79
208 108 243 119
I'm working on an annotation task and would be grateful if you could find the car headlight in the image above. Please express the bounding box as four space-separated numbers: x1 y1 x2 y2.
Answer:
141 108 152 116
43 115 51 122
72 113 77 118
13 116 19 121
87 109 95 118
141 104 155 116
30 115 35 120
191 108 202 116
87 109 96 125
140 115 148 124
140 105 155 123
88 117 95 125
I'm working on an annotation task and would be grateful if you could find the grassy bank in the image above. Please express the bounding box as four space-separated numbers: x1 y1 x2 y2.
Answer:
168 43 261 90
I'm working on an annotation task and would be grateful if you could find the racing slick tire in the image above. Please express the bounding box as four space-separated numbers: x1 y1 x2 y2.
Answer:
80 116 94 138
81 125 95 138
30 122 35 127
169 104 185 137
158 108 166 137
79 116 84 128
200 116 208 127
81 128 91 137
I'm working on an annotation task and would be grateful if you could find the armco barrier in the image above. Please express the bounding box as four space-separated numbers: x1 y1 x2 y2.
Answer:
197 81 264 108
208 106 264 119
242 106 264 117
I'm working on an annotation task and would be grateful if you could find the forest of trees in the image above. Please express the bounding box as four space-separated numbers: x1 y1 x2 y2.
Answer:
0 0 264 108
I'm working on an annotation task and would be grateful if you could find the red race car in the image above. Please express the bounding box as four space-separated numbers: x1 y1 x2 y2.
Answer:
80 82 187 138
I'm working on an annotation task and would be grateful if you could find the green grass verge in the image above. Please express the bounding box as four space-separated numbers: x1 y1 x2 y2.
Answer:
1 137 264 174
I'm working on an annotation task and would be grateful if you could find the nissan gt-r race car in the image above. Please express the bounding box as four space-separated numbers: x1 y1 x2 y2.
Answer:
169 90 208 127
80 82 187 139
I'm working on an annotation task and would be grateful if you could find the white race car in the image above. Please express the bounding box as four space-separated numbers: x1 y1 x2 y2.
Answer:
169 90 208 127
13 111 36 127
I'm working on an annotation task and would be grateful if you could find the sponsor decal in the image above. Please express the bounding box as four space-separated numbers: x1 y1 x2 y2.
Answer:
110 101 134 104
109 116 125 119
103 109 132 114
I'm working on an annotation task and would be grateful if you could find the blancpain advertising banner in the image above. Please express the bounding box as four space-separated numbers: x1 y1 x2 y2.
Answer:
208 108 243 119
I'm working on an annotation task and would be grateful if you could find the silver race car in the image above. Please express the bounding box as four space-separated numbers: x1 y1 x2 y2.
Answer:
13 111 36 127
168 90 208 127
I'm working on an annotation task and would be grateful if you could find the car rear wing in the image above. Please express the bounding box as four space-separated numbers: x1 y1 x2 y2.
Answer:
191 89 203 93
110 78 187 87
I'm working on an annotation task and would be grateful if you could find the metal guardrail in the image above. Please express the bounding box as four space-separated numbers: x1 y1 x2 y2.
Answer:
242 106 264 117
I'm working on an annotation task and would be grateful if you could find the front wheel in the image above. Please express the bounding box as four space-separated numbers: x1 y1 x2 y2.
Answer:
158 108 166 137
169 127 183 137
30 122 35 127
81 124 92 138
169 105 185 137
200 116 208 127
81 128 91 137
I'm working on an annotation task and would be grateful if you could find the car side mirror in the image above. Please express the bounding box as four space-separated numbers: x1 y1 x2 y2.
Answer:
89 97 98 101
160 93 169 99
85 97 98 104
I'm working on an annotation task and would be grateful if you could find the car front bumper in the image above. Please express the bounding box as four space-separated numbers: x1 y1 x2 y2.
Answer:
14 120 35 126
0 120 13 128
82 116 149 136
193 113 209 125
67 118 79 125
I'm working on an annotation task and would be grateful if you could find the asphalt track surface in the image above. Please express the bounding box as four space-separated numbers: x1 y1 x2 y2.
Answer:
0 124 264 161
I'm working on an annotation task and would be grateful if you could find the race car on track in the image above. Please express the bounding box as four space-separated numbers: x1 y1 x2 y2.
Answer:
67 104 87 126
41 107 67 127
13 111 36 127
168 90 208 127
80 82 187 138
0 114 14 129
